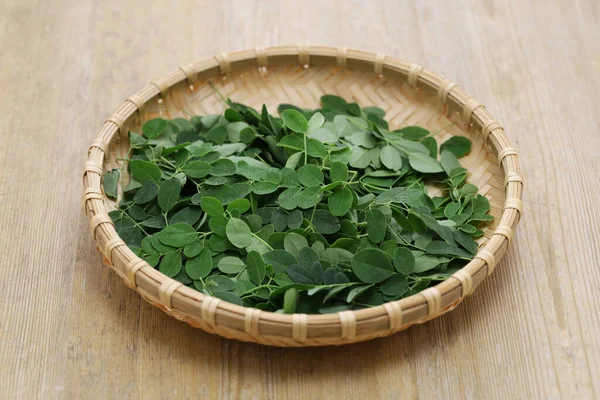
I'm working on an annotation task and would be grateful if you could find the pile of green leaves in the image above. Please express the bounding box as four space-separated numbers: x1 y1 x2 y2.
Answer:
103 94 493 314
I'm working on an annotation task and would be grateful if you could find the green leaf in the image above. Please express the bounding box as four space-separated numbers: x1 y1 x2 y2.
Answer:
393 247 415 274
437 151 459 178
351 249 394 283
252 182 279 195
374 187 422 204
185 249 212 279
349 132 377 148
182 161 212 178
328 187 353 217
281 109 309 133
156 223 197 247
286 263 322 284
461 183 478 196
330 161 348 182
379 146 403 171
278 187 302 210
460 224 477 234
298 247 321 267
210 159 236 176
246 214 264 232
129 132 147 146
208 216 227 236
444 202 460 218
103 170 119 199
306 139 327 158
133 181 159 204
245 237 271 255
277 134 305 151
308 112 325 132
421 137 438 158
183 240 204 258
426 241 473 258
284 233 309 258
271 210 288 232
141 215 166 229
218 256 246 274
419 213 455 244
323 284 353 302
232 182 253 198
414 255 444 273
309 127 338 143
397 126 430 141
298 164 324 186
159 251 182 277
200 196 224 217
213 291 243 306
454 231 478 255
227 198 251 214
170 206 202 225
225 218 253 248
367 209 386 243
240 126 257 143
206 275 237 292
236 160 266 180
206 125 228 144
246 251 266 284
124 179 142 193
469 214 494 222
143 118 168 138
381 275 409 296
408 152 444 173
204 176 227 186
311 209 341 234
472 194 491 215
113 215 143 247
285 151 303 169
205 184 238 205
346 285 373 302
321 95 347 110
283 288 299 313
364 106 385 118
157 178 181 212
263 250 298 274
297 186 323 209
441 136 472 158
286 210 304 229
349 147 371 169
261 168 283 184
130 160 162 183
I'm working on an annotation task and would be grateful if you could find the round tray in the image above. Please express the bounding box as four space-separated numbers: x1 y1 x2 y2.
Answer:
83 45 523 346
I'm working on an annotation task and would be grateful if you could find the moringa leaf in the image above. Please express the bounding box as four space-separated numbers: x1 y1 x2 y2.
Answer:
281 109 309 134
156 223 197 247
328 187 353 217
157 178 181 212
351 249 394 283
298 164 324 186
130 160 162 183
246 251 266 284
103 170 120 199
225 218 253 248
441 136 472 158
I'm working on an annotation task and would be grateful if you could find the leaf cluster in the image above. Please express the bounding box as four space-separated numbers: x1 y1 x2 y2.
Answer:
102 94 493 314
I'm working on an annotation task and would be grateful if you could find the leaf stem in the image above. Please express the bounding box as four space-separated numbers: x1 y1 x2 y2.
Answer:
250 233 274 251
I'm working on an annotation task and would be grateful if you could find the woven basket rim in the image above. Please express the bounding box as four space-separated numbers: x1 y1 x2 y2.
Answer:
83 45 523 346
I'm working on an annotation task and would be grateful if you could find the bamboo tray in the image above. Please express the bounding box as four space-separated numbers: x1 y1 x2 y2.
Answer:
83 45 523 346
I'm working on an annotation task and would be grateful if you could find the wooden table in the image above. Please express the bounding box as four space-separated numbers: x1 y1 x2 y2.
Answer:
1 1 598 398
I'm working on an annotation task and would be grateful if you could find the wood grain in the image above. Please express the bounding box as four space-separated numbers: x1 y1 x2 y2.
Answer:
0 0 598 398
